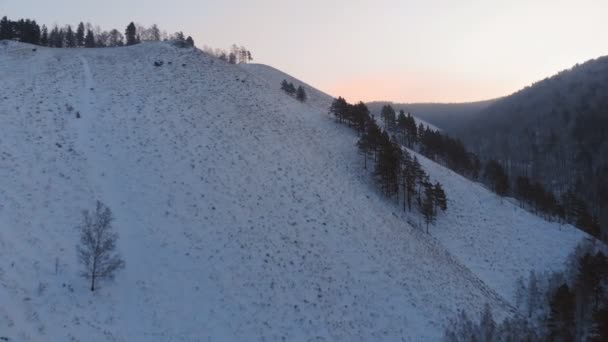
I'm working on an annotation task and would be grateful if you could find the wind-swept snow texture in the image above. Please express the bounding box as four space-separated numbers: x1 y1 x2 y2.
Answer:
0 41 584 341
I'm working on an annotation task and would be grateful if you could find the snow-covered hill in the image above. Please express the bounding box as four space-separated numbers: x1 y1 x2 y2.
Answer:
0 41 585 341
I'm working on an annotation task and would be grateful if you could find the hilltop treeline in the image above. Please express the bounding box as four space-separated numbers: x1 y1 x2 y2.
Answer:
0 16 194 48
201 44 253 64
376 103 603 241
329 97 447 231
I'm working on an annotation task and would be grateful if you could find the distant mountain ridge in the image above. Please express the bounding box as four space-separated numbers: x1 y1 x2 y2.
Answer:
367 99 496 132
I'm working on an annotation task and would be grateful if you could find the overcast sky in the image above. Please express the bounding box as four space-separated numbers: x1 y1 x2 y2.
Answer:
3 0 608 103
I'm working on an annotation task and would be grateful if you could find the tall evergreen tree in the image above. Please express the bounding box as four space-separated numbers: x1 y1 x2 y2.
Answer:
185 36 194 47
296 86 307 102
84 29 95 48
381 105 396 131
357 131 373 170
76 22 85 46
40 25 48 46
125 22 137 46
401 150 417 212
422 183 436 233
65 25 76 47
485 160 509 196
433 182 447 211
0 16 11 40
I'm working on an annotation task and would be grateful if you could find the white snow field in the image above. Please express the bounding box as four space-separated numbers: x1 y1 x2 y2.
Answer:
0 41 585 341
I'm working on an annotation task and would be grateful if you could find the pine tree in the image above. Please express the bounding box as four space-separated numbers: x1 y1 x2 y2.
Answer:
296 86 307 102
351 102 369 134
84 29 95 48
186 36 195 47
433 182 447 211
396 110 408 144
50 26 64 48
375 132 401 196
329 97 348 123
280 80 290 92
76 22 85 46
125 22 137 46
65 25 76 47
40 25 48 46
357 132 372 170
406 113 418 146
422 183 435 233
401 150 416 212
485 160 509 196
0 16 11 40
381 105 396 131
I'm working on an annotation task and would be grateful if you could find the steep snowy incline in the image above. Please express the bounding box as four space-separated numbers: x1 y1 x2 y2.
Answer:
412 150 586 302
0 41 578 341
245 62 587 308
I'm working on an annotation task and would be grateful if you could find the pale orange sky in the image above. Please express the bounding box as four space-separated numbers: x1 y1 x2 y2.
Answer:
5 0 608 103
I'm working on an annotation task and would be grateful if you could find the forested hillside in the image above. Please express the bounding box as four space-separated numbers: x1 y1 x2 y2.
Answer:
454 56 608 240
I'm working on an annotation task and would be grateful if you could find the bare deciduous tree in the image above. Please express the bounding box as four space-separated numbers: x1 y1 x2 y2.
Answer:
77 201 125 291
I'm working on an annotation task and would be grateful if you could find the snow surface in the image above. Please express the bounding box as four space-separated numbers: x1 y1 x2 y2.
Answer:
0 41 585 341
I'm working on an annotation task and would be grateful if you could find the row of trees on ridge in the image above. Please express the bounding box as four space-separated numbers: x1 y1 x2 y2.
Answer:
329 98 447 231
0 16 194 48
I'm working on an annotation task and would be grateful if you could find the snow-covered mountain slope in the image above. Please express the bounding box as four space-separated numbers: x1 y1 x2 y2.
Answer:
408 151 586 302
0 41 583 341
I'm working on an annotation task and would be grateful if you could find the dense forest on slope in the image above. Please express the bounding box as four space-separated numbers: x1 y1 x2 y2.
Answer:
452 56 608 240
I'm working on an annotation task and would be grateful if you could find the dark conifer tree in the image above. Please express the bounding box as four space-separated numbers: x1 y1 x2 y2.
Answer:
422 183 436 233
433 182 447 211
351 102 369 134
406 113 418 146
485 160 509 196
40 25 48 46
329 97 348 123
125 22 137 46
0 16 11 40
280 80 290 92
396 110 408 144
65 25 76 47
84 29 95 48
375 132 400 196
50 26 64 47
76 22 85 46
401 150 417 212
296 86 307 102
381 105 396 131
357 131 373 170
185 36 195 47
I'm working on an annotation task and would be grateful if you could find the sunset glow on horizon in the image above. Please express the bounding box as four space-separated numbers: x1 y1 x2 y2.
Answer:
4 0 608 103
